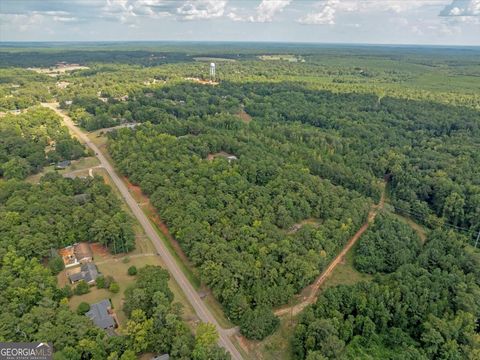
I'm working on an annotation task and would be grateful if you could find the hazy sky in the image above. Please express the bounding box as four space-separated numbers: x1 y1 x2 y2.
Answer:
1 0 479 45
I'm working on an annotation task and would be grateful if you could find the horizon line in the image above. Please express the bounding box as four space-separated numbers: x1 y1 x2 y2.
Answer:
1 40 479 49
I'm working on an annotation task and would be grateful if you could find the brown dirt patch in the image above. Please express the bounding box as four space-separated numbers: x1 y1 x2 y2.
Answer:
184 77 218 86
91 242 110 260
124 178 199 277
237 108 252 123
207 151 236 161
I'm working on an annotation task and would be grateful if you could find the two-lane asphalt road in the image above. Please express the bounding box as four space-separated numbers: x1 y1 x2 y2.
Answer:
42 103 243 360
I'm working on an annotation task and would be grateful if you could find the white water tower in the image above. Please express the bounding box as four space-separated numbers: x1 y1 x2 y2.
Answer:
210 62 216 80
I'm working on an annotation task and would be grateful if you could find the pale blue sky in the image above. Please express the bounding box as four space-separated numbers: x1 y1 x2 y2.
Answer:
1 0 479 45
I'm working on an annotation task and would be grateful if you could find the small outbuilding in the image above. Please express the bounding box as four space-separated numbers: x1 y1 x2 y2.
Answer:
55 160 71 170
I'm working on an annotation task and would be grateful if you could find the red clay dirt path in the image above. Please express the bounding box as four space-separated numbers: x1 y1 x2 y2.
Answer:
124 179 199 275
274 182 386 317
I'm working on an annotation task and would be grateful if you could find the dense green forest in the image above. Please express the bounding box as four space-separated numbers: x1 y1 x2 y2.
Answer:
293 214 480 359
89 80 478 234
65 47 479 340
0 174 135 258
1 44 479 356
108 118 370 339
0 107 85 179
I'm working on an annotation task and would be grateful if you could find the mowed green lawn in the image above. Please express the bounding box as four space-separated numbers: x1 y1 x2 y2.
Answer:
66 255 198 329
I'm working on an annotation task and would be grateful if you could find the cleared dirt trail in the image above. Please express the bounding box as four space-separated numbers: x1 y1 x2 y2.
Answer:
275 184 386 317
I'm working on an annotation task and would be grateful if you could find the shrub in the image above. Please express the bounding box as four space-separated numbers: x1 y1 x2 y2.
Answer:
96 275 106 289
127 266 137 276
60 285 73 298
74 280 90 295
109 282 120 293
77 302 90 315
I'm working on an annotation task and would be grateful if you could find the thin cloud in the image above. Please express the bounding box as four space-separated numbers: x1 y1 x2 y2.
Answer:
298 0 450 25
440 0 480 16
176 0 227 21
298 0 338 25
249 0 291 23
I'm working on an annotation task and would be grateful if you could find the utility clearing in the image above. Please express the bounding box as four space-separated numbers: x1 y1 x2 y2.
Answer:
275 182 386 317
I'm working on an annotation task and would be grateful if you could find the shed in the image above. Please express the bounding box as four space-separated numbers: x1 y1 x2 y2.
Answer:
55 160 71 170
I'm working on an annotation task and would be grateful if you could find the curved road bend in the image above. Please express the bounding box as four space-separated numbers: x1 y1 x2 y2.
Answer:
42 103 243 360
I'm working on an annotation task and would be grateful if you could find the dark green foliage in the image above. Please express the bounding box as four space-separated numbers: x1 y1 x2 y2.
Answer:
239 305 280 340
104 79 479 232
48 255 65 274
293 229 480 359
96 275 106 289
2 45 479 356
127 265 137 276
123 265 227 358
60 285 73 299
0 247 131 359
76 302 90 315
74 280 90 295
0 107 85 179
109 118 370 339
354 213 421 274
0 174 135 259
123 265 173 318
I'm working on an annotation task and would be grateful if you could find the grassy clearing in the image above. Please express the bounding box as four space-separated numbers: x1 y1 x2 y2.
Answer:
26 156 99 183
259 54 302 62
391 212 428 244
193 57 236 62
322 244 372 290
251 317 297 360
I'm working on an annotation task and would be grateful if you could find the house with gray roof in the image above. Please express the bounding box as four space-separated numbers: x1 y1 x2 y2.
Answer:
69 263 99 285
85 299 116 330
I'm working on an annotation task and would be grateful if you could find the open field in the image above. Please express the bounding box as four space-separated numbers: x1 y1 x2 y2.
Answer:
194 57 236 62
259 54 303 62
26 156 100 183
27 64 89 76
